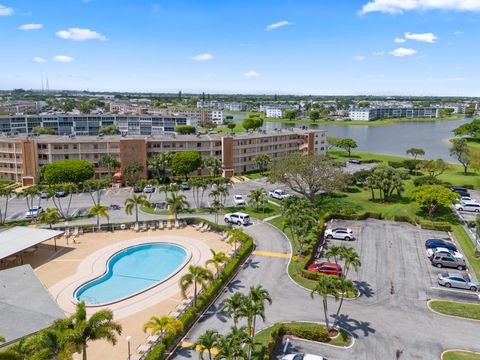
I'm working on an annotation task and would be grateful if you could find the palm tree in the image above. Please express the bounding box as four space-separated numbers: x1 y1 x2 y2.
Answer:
214 327 250 360
203 156 223 177
179 265 213 306
193 329 219 360
124 194 148 223
88 204 110 231
221 292 247 326
22 327 74 360
123 161 144 187
325 244 344 268
0 339 30 360
205 250 229 270
210 198 223 224
148 152 172 183
226 228 248 256
247 188 265 212
310 275 339 331
20 186 39 214
38 208 62 229
165 192 188 220
67 301 122 360
142 315 183 341
333 277 356 327
243 286 271 359
0 188 13 224
340 247 361 278
99 154 120 177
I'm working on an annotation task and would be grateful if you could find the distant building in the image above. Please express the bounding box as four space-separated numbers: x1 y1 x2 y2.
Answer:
443 103 467 114
149 109 225 125
265 108 283 118
0 129 327 185
349 107 438 121
0 101 47 115
196 101 247 111
259 103 300 112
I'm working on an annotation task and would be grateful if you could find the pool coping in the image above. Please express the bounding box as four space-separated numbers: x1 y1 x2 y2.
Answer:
73 242 192 308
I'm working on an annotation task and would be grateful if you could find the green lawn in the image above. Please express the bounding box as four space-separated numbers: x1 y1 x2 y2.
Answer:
430 300 480 321
243 171 269 180
443 351 480 360
451 225 480 279
213 122 245 133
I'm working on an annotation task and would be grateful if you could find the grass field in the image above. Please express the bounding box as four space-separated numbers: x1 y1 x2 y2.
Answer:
430 300 480 321
443 350 480 360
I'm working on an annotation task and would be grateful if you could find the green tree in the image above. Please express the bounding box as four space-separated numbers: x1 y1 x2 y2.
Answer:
281 196 316 255
242 117 263 131
465 104 476 117
123 161 144 186
99 124 120 135
124 194 149 223
450 138 471 175
364 165 405 201
308 109 320 121
269 153 350 202
142 316 183 342
193 329 219 360
43 160 94 184
340 247 361 278
226 228 249 256
99 155 120 177
83 178 111 206
203 156 223 177
179 265 213 306
254 154 271 174
214 327 250 360
226 122 236 131
0 187 13 225
38 208 62 229
78 101 93 114
175 125 197 134
247 188 265 212
205 249 229 270
88 204 109 230
32 126 56 135
310 275 339 331
148 152 172 183
412 185 459 219
332 277 356 328
171 151 202 180
325 244 344 268
284 109 296 120
21 326 74 360
406 148 425 159
221 292 247 326
165 192 188 220
189 178 209 210
419 159 449 178
335 138 358 157
453 119 480 138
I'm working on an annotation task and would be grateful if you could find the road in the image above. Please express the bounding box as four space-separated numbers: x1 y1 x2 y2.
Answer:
172 219 480 360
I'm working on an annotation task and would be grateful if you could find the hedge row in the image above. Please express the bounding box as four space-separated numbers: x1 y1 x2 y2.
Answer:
144 220 254 360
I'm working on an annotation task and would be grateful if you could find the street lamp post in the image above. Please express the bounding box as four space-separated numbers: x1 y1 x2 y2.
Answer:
126 336 132 360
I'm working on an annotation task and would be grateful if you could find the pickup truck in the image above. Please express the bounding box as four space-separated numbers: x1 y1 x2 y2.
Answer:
269 189 289 200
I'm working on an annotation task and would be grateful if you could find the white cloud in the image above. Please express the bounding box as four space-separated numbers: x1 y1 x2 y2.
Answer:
454 30 463 35
389 47 417 57
51 55 74 63
191 53 214 61
56 27 107 41
394 37 406 43
0 4 13 16
266 20 294 31
404 32 438 43
18 23 43 31
372 51 385 56
32 57 46 63
360 0 480 15
243 70 259 77
355 55 366 60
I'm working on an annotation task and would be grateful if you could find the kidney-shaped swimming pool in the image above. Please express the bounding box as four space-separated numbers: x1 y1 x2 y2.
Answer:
75 243 188 305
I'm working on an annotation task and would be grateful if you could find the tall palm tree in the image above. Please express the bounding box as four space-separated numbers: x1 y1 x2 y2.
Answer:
226 228 248 256
38 208 62 229
340 247 361 277
165 192 188 220
310 275 339 331
205 250 229 270
124 194 148 223
203 156 223 177
0 338 30 360
0 187 13 224
193 329 219 360
99 154 120 177
88 204 109 231
22 327 73 360
179 265 213 306
247 188 265 212
148 152 172 183
243 286 271 360
333 277 356 327
142 315 183 341
67 301 122 360
325 244 344 268
214 327 250 360
221 292 247 326
20 186 39 214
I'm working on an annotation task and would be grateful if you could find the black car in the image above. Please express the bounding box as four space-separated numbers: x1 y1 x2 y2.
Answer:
109 204 121 210
451 187 470 197
425 238 458 252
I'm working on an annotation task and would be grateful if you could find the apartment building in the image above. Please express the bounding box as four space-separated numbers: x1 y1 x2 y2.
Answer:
265 108 283 118
0 101 47 115
349 107 438 121
148 109 225 125
0 114 196 136
0 129 326 185
196 101 247 111
259 104 300 112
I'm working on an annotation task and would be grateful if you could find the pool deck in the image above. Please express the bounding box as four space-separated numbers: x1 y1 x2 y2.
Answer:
25 226 230 360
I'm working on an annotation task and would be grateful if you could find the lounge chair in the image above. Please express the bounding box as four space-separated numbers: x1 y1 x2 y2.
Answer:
141 223 148 231
133 223 140 232
146 335 160 344
149 222 156 230
136 344 150 354
220 232 228 241
201 224 211 233
167 220 172 230
158 221 164 230
175 220 180 229
180 219 187 228
194 222 204 230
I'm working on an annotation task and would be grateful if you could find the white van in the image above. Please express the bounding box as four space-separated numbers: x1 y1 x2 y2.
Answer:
455 201 480 212
224 212 250 226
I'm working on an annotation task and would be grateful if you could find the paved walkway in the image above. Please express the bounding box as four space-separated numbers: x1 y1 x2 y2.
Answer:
172 221 480 360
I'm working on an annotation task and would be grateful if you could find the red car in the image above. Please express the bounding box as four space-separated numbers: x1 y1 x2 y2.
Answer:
307 262 343 277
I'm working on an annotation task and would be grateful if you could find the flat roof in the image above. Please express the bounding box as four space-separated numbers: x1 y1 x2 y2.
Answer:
0 227 63 260
0 265 65 345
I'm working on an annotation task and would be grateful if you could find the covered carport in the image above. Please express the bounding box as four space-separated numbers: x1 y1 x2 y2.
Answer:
0 227 63 268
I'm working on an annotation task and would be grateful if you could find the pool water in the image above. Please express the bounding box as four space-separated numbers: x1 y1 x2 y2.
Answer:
75 243 187 305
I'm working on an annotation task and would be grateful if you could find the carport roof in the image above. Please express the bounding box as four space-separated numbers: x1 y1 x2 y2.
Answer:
0 226 63 260
0 265 65 345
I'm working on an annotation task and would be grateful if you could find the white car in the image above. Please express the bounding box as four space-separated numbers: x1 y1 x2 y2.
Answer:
224 212 250 226
455 201 480 212
427 247 464 260
25 206 44 219
460 196 476 202
143 185 154 193
325 227 355 241
269 189 290 200
233 195 246 206
282 354 328 360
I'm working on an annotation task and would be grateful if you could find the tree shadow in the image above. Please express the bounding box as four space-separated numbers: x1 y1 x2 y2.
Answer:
225 279 245 292
174 346 193 358
243 258 260 269
332 314 376 338
353 280 375 298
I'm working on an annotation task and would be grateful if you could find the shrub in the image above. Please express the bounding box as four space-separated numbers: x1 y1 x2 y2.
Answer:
419 220 452 232
144 343 166 360
388 161 405 169
413 176 442 187
393 215 416 225
462 184 475 190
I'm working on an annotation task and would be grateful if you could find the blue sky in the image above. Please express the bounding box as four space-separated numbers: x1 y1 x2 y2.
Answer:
1 0 480 95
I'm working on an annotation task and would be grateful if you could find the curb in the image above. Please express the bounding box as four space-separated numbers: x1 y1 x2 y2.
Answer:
427 299 480 323
441 349 480 359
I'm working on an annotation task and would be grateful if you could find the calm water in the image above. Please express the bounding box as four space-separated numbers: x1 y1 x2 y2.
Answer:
231 114 469 161
75 243 187 305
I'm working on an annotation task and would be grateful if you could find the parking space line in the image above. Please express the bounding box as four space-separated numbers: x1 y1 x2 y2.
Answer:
431 286 479 296
252 250 290 258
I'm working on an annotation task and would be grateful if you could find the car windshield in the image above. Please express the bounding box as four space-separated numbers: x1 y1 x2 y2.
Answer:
293 355 305 360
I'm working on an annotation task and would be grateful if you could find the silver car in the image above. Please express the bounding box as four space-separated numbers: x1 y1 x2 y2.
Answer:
437 272 478 291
